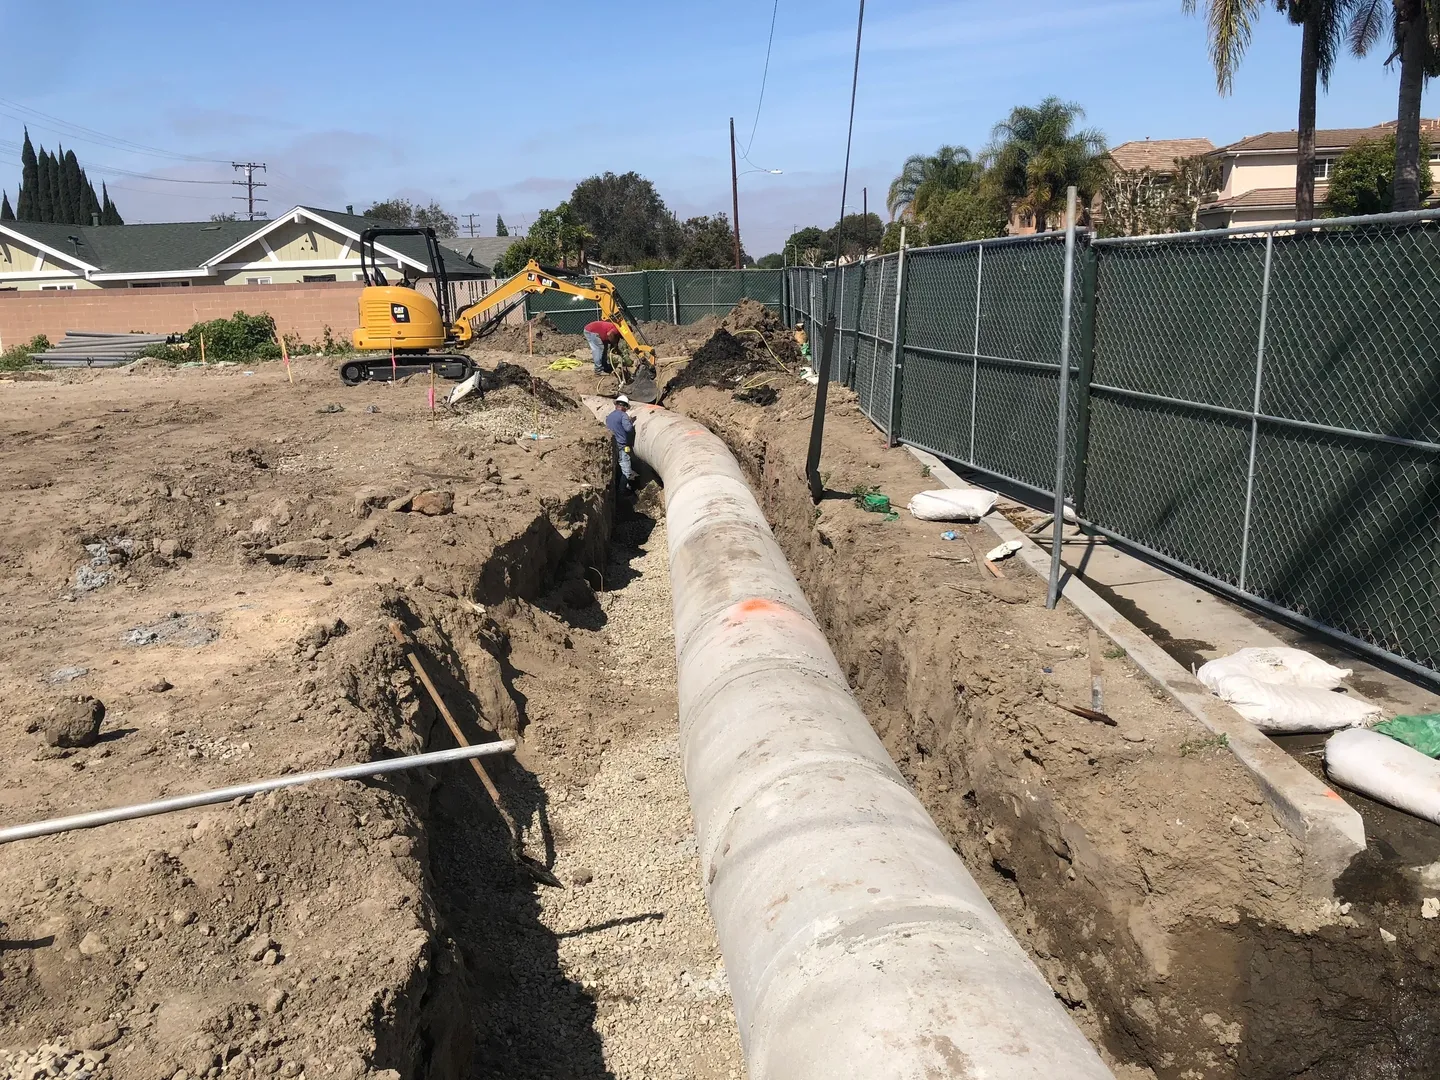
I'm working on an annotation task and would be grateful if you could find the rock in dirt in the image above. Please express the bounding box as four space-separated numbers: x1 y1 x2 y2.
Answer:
45 665 89 685
142 677 174 693
558 578 595 609
352 486 399 516
571 866 594 886
386 490 424 513
44 696 104 748
409 490 454 516
338 518 381 554
77 931 108 956
123 613 219 648
263 539 330 563
71 1020 120 1051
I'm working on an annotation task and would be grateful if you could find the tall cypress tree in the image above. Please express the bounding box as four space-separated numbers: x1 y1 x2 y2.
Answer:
57 144 76 225
62 150 85 225
17 129 37 221
100 182 123 226
47 151 63 224
81 169 101 225
35 149 52 221
1 191 13 222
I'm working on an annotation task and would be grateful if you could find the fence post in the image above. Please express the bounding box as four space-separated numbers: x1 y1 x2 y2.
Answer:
837 267 847 382
1238 232 1275 593
970 244 984 466
671 278 679 324
643 272 652 322
866 257 888 421
806 306 838 503
1071 242 1099 520
1046 187 1079 611
886 228 909 446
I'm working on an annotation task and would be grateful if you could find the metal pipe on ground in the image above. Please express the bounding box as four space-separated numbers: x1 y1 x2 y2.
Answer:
583 396 1112 1079
0 742 516 845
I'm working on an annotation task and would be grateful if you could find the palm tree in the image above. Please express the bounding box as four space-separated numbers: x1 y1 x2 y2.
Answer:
983 98 1107 233
1184 0 1352 221
1348 0 1440 211
886 146 980 220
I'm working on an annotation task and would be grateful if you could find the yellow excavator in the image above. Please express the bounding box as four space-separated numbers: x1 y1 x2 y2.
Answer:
339 226 658 402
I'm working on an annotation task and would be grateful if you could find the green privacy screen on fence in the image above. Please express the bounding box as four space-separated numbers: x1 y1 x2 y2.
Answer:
786 212 1440 680
521 268 784 333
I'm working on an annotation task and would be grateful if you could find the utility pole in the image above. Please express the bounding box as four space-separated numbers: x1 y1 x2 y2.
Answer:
729 117 742 269
231 163 268 221
862 187 868 258
464 213 479 237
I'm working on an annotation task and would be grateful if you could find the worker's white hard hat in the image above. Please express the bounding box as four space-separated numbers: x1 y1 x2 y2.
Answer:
615 394 631 406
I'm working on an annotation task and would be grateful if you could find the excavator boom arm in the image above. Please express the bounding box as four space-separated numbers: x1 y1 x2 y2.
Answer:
449 261 654 361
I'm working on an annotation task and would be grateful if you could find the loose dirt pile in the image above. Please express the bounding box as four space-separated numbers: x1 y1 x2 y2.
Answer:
668 380 1440 1079
637 316 720 352
661 300 804 401
481 315 586 357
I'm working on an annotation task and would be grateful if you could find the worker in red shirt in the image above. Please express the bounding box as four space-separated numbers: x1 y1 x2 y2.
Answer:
583 319 623 375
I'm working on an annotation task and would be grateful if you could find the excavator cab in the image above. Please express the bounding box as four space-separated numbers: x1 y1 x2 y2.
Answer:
352 227 452 353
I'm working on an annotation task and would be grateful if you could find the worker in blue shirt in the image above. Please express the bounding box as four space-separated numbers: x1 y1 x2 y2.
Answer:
605 394 636 494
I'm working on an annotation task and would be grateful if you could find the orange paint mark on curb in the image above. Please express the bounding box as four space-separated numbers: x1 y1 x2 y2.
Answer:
1324 789 1344 800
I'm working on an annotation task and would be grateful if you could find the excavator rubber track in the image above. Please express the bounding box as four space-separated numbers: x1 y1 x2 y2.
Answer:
339 354 476 386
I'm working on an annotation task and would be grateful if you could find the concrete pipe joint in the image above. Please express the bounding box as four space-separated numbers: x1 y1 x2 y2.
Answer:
586 399 1113 1080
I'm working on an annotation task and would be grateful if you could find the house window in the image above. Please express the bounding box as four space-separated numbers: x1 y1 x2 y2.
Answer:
302 274 336 283
1313 158 1336 180
130 280 189 288
39 283 76 290
246 276 273 286
353 272 366 282
1430 148 1440 163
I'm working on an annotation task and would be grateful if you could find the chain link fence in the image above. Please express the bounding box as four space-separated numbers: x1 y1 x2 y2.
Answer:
521 268 783 333
787 212 1440 681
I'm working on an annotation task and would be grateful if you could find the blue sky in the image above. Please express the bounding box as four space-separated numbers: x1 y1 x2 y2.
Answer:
0 0 1432 254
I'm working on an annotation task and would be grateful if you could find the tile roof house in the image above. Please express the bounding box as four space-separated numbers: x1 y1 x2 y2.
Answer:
0 206 490 291
1107 138 1217 175
1199 120 1440 228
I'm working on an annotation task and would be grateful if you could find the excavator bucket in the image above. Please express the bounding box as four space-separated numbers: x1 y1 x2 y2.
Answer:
621 360 659 405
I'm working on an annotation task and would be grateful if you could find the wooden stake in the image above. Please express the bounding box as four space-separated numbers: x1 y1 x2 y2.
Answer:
390 342 397 384
199 332 207 366
429 363 436 420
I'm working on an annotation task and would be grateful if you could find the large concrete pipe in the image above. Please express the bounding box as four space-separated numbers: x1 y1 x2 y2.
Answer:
586 399 1113 1079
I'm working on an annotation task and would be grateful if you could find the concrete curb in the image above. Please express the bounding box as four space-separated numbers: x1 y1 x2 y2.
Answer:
905 446 1365 895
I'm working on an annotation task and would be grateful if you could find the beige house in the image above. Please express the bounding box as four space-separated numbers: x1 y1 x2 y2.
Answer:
1199 119 1440 228
0 206 489 291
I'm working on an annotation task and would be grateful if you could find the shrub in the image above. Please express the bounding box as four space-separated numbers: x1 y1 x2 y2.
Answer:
186 311 281 363
0 334 49 370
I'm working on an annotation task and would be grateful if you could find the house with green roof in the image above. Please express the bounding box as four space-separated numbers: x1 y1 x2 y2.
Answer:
0 205 491 291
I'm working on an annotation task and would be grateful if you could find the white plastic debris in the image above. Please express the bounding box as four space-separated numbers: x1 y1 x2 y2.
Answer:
1326 728 1440 825
1197 647 1379 732
907 489 998 522
1422 897 1439 920
985 539 1023 562
799 366 820 385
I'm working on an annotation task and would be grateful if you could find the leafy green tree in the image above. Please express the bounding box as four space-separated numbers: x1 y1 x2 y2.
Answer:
210 212 239 222
0 192 12 221
784 226 829 266
35 149 52 222
413 202 458 238
677 214 744 269
527 202 592 267
360 198 457 237
494 236 545 277
887 145 981 219
828 212 885 260
1326 133 1435 214
569 171 679 264
755 252 784 268
496 215 509 236
985 97 1107 232
46 150 62 224
17 129 36 221
362 198 414 224
922 187 1010 243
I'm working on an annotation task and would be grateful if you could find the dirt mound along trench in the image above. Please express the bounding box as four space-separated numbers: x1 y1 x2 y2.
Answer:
670 381 1440 1080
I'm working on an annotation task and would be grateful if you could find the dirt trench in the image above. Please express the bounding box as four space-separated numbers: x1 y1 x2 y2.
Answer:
0 360 741 1080
668 383 1440 1080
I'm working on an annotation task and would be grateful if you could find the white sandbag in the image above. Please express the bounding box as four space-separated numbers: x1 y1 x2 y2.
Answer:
1208 675 1381 733
1197 646 1351 691
906 489 998 522
1326 728 1440 825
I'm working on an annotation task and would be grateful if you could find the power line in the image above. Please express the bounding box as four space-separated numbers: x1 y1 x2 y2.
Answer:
0 97 231 164
835 0 865 265
0 137 232 186
742 0 780 157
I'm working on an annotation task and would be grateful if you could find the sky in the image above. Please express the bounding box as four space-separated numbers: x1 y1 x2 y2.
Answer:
0 0 1433 255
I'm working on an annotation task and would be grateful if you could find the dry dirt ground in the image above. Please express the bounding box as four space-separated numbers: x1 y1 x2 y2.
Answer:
515 341 1440 1080
0 356 740 1079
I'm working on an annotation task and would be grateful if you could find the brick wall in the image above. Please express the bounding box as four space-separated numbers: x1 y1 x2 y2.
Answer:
0 281 365 350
